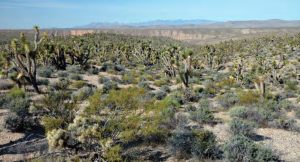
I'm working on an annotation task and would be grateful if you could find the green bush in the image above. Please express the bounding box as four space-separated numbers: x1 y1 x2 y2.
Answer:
229 119 256 137
160 85 171 93
71 86 96 101
222 136 279 162
37 68 52 78
8 87 26 99
191 100 214 123
69 74 83 80
0 94 7 108
285 80 298 91
57 71 69 77
168 129 216 159
138 81 151 90
36 78 49 86
66 65 82 73
229 106 248 119
50 78 70 90
238 90 260 105
71 80 88 89
155 91 167 100
42 116 64 133
9 97 29 117
216 92 239 109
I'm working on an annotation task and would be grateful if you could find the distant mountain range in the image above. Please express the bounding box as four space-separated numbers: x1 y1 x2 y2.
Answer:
73 19 300 29
74 19 219 28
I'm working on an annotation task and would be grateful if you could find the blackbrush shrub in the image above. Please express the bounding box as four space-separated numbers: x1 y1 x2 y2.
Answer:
0 94 7 108
8 97 29 117
229 106 248 119
138 81 151 90
144 91 156 101
222 136 279 162
87 67 100 75
98 77 110 84
268 118 300 131
8 87 26 99
191 100 214 123
114 65 124 72
69 74 83 80
4 114 33 131
229 119 256 137
37 68 52 78
36 78 49 86
296 109 300 119
50 78 70 90
217 92 239 109
121 75 136 84
57 71 69 77
0 79 14 90
168 129 217 159
103 81 119 94
155 91 167 100
160 85 171 93
66 65 82 73
185 104 197 112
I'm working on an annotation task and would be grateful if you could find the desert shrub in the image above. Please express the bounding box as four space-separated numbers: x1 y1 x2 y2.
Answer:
36 78 49 86
204 80 218 97
5 97 33 131
69 74 82 80
277 99 295 111
121 75 136 84
154 78 170 87
0 79 14 90
217 78 236 89
238 90 260 105
155 91 167 100
191 100 214 123
87 67 99 75
145 74 154 81
222 136 279 162
114 65 124 72
50 78 70 90
229 119 256 137
4 114 33 131
275 90 296 101
110 76 121 83
0 94 7 108
216 92 239 109
71 81 88 89
229 106 248 119
284 80 298 91
268 118 300 131
170 91 187 105
168 129 216 159
66 65 82 73
98 77 110 84
233 82 242 88
185 104 197 111
37 68 52 78
103 81 119 94
160 85 171 93
8 87 26 99
57 71 69 77
144 91 156 101
138 81 151 90
9 97 30 116
71 86 96 101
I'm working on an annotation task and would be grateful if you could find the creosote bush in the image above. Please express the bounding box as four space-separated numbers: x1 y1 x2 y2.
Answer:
69 74 83 80
57 71 69 77
229 119 256 137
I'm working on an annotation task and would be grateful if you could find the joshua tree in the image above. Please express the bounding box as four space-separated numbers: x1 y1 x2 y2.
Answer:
9 26 46 93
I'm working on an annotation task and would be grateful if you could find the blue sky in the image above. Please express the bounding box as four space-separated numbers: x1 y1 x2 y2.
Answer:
0 0 299 29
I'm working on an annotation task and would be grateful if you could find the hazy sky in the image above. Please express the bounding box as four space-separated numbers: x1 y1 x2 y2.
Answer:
0 0 299 29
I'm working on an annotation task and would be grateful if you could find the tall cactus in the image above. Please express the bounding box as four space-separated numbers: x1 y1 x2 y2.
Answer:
9 26 46 93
